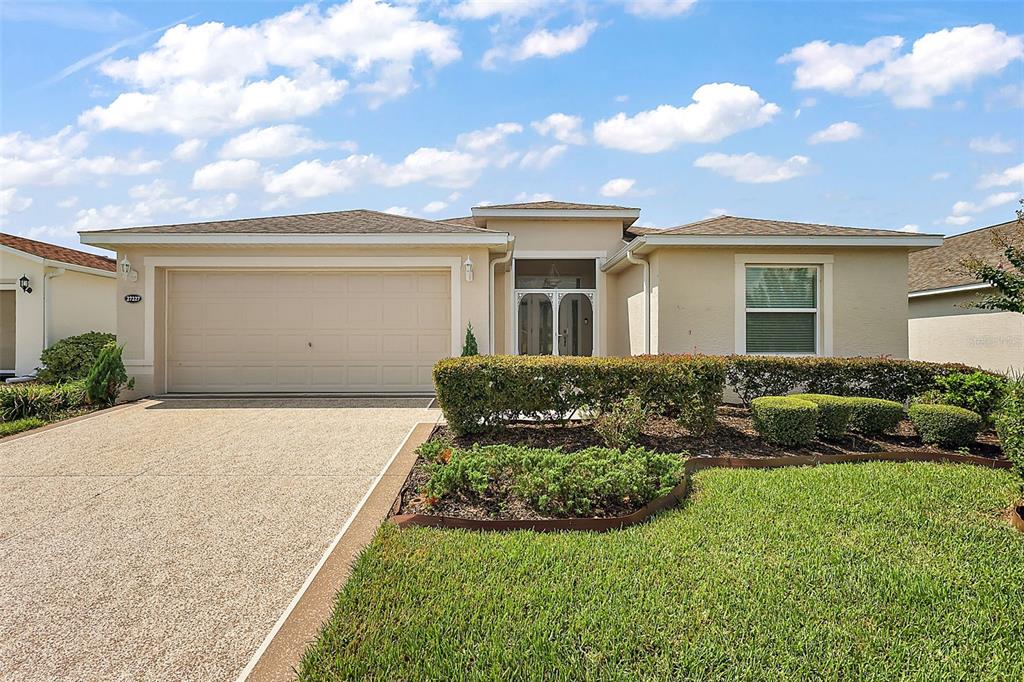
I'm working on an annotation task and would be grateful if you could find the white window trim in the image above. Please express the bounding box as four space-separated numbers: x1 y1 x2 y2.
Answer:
734 254 833 356
130 256 463 375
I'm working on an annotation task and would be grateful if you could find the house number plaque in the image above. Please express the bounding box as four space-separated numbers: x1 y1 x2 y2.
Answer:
124 294 142 303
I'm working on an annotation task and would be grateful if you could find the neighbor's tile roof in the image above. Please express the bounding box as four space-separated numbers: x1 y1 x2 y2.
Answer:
80 209 495 235
908 220 1017 293
628 215 935 238
0 232 116 272
475 201 638 211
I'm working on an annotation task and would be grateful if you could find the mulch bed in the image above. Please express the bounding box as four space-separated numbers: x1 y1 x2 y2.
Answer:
394 405 1005 522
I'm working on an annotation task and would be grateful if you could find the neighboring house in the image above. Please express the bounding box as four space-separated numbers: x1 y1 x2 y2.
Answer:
78 201 942 397
0 233 118 377
908 221 1023 373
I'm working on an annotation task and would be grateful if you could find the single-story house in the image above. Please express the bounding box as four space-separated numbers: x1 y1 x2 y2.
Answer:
1 233 118 377
78 201 942 397
908 220 1023 373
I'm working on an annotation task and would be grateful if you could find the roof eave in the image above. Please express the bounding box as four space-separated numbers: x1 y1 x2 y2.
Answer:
470 207 641 228
908 281 990 298
0 243 116 277
78 231 512 250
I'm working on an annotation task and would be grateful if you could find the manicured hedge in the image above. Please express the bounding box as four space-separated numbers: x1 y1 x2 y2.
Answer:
433 355 727 435
790 394 854 440
847 397 905 435
995 377 1023 483
727 356 983 405
908 404 982 448
37 331 115 383
423 444 684 517
750 396 818 446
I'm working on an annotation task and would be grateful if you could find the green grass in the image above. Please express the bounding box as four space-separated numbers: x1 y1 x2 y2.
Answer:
301 463 1024 681
0 417 46 437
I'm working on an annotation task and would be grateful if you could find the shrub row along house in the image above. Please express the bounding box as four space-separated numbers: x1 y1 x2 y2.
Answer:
77 201 944 398
0 233 117 378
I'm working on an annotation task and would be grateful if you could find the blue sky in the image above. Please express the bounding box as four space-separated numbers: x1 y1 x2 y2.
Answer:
1 0 1022 253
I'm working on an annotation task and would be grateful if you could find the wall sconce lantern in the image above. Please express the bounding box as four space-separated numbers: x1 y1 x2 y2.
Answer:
119 256 138 282
18 274 32 294
464 256 474 282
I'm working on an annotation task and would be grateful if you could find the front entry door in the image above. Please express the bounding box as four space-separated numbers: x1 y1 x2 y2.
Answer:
516 291 594 356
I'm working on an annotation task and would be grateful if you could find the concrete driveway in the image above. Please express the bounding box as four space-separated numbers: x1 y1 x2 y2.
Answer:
0 397 439 681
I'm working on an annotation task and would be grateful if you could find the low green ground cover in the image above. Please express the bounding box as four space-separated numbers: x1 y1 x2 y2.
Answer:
302 462 1023 681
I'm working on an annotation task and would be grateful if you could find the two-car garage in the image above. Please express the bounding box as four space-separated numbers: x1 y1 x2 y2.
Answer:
165 269 452 393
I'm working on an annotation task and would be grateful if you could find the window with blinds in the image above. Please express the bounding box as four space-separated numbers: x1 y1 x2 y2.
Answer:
745 266 817 354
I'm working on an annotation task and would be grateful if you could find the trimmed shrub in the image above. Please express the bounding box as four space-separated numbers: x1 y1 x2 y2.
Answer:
0 417 46 438
790 394 854 440
847 397 905 435
36 332 115 383
994 376 1023 484
727 355 984 405
594 393 648 450
461 323 479 357
751 396 818 446
931 371 1006 420
909 404 982 448
433 355 726 436
85 342 134 406
424 444 684 517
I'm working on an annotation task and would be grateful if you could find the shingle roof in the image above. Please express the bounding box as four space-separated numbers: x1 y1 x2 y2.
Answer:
438 216 478 227
475 201 637 210
629 215 937 238
79 209 495 235
0 233 115 272
908 220 1018 293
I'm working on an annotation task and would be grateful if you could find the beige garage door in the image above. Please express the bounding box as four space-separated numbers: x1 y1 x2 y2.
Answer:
166 270 451 392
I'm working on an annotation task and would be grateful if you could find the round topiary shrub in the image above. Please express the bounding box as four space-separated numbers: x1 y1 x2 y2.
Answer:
790 394 855 440
909 404 982 448
751 396 819 446
846 397 904 435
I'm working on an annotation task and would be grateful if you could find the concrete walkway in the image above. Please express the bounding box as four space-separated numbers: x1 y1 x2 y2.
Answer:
0 398 439 681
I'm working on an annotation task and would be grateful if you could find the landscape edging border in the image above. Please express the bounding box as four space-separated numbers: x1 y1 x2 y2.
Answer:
390 451 1012 533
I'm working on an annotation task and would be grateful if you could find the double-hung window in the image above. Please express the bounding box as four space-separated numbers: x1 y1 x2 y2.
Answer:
744 265 818 354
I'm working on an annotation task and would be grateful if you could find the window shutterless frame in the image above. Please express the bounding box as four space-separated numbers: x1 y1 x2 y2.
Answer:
744 264 819 356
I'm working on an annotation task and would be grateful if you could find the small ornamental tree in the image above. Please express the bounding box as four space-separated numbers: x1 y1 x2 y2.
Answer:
461 322 479 357
85 342 134 406
959 200 1024 314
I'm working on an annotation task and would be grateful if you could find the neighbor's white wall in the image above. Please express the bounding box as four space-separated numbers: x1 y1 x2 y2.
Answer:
1 250 44 375
48 269 117 342
909 287 1023 373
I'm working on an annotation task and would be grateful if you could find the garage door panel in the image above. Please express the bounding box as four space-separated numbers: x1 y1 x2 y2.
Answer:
167 270 450 392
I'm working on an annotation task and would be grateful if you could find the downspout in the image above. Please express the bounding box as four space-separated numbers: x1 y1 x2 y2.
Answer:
489 235 515 354
625 247 651 355
42 264 66 349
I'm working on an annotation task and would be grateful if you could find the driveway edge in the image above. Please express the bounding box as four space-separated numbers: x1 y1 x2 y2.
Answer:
0 400 148 445
238 421 434 682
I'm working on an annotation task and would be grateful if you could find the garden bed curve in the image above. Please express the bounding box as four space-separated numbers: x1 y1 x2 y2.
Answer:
390 450 1013 533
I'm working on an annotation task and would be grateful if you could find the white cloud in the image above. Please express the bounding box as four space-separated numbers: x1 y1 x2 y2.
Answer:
931 171 951 181
519 144 568 170
191 159 262 190
455 122 523 152
514 192 555 202
807 121 862 144
780 25 1024 108
57 196 79 209
951 191 1018 216
593 83 779 153
969 134 1015 154
74 180 238 230
624 0 698 18
262 157 370 198
380 147 489 188
532 113 586 144
0 188 33 216
977 162 1024 188
219 124 347 159
0 126 160 186
79 1 461 135
600 177 635 197
483 21 597 68
900 223 920 233
171 138 206 161
945 215 972 226
423 200 448 213
446 0 550 20
384 206 411 216
694 152 811 183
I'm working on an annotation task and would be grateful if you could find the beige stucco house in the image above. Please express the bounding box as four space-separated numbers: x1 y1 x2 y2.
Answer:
78 201 942 397
1 233 117 377
908 220 1023 374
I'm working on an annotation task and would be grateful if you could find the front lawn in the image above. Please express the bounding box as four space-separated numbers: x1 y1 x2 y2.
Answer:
301 462 1024 681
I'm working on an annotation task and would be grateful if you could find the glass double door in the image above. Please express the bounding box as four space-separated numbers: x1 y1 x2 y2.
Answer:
516 291 594 356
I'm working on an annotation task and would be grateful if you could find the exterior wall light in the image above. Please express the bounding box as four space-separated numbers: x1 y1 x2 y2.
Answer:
464 256 474 282
119 256 138 282
18 274 32 294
